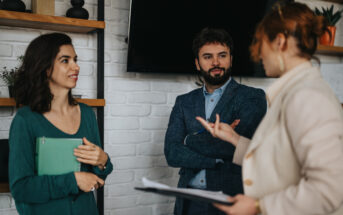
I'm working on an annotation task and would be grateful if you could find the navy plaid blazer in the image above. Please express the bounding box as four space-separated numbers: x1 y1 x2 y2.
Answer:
164 79 267 215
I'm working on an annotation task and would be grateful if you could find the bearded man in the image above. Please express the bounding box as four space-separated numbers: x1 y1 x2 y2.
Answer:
164 28 267 215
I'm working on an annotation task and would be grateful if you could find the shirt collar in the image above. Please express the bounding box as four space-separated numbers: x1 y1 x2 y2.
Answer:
203 77 231 96
266 61 313 105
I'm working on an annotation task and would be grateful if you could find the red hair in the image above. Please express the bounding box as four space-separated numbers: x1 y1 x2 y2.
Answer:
250 2 328 63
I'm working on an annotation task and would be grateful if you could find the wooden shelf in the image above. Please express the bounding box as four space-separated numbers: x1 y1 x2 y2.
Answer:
0 98 105 107
0 183 9 193
316 45 343 56
76 98 105 107
0 10 105 33
321 0 343 3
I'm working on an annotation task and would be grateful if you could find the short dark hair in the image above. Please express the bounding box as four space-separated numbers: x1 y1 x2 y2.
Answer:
192 28 234 59
14 33 77 113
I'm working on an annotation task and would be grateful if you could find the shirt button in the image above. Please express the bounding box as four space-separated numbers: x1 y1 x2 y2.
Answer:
210 99 214 102
245 152 253 159
244 179 253 186
200 180 204 183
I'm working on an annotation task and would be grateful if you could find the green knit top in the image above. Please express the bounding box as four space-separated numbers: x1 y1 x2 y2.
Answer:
9 103 113 215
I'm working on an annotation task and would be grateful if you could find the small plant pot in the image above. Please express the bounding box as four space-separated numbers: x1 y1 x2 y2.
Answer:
8 86 14 98
319 26 336 46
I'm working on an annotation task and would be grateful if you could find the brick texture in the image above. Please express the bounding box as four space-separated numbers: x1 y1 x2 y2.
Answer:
0 0 343 215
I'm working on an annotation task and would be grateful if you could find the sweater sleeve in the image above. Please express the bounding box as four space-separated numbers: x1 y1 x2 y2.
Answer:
9 114 79 203
87 106 113 179
261 89 343 215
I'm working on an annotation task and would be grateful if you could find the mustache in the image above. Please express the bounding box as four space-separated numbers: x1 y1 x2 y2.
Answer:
209 67 225 73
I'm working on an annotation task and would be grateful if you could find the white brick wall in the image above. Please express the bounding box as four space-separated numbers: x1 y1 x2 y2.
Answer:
1 0 343 215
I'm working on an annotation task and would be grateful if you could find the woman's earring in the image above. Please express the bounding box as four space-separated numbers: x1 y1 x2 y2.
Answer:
277 55 285 73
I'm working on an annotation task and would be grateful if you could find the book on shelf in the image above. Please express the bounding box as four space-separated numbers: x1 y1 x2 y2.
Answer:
35 137 82 176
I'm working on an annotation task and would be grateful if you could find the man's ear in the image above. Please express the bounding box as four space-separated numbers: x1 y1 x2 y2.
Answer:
195 58 200 71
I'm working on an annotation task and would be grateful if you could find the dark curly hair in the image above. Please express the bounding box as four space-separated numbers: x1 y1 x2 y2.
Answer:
192 28 234 86
14 33 77 113
192 27 234 59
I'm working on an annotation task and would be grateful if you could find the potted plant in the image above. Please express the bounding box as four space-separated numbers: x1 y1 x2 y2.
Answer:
314 5 343 46
0 56 23 97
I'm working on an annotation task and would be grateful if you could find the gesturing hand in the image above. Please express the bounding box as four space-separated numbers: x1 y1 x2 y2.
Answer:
196 114 241 146
74 137 108 170
74 172 104 192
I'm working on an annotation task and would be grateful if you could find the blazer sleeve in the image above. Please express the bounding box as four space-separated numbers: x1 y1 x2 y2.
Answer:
261 89 343 215
233 136 251 165
164 96 217 169
185 90 266 159
9 114 79 203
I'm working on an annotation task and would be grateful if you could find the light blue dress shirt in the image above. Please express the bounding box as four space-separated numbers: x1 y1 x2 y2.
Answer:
187 78 231 189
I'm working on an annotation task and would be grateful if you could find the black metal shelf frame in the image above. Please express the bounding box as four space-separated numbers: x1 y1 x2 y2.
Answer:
96 1 105 215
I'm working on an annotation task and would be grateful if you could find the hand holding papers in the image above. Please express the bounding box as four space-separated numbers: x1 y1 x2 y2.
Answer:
135 177 232 205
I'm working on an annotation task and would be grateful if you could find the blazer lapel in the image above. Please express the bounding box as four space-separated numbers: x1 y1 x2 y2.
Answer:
192 88 206 119
209 79 239 122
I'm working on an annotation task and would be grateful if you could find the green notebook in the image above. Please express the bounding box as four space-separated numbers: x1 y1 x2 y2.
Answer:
35 137 82 176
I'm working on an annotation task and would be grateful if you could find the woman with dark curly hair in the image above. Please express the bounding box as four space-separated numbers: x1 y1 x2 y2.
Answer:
197 2 343 215
9 32 113 215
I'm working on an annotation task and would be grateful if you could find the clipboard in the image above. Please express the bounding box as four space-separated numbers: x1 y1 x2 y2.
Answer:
135 178 232 205
35 137 82 176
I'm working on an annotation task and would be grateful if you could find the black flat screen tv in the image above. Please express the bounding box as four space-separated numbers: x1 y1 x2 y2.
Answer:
127 0 289 77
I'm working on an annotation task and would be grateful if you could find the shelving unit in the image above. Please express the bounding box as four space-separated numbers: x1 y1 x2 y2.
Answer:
321 0 343 3
315 0 343 53
317 45 343 55
0 183 9 193
0 10 104 33
0 98 105 107
0 1 105 215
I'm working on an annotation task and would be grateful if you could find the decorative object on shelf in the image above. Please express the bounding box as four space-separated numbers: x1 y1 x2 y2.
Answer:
0 67 17 97
66 0 89 20
1 0 26 12
314 5 343 46
32 0 54 16
0 56 23 97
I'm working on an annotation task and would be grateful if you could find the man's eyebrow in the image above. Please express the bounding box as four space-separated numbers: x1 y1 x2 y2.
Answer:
201 51 228 56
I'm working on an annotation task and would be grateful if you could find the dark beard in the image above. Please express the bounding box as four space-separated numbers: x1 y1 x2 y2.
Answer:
199 66 232 86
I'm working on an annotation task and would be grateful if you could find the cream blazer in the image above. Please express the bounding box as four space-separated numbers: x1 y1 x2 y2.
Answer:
233 62 343 215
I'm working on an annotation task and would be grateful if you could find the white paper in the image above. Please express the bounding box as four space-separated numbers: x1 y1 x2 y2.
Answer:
139 177 230 203
142 177 170 189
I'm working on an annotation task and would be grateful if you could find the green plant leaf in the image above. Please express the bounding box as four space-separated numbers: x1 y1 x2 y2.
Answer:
314 5 343 26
